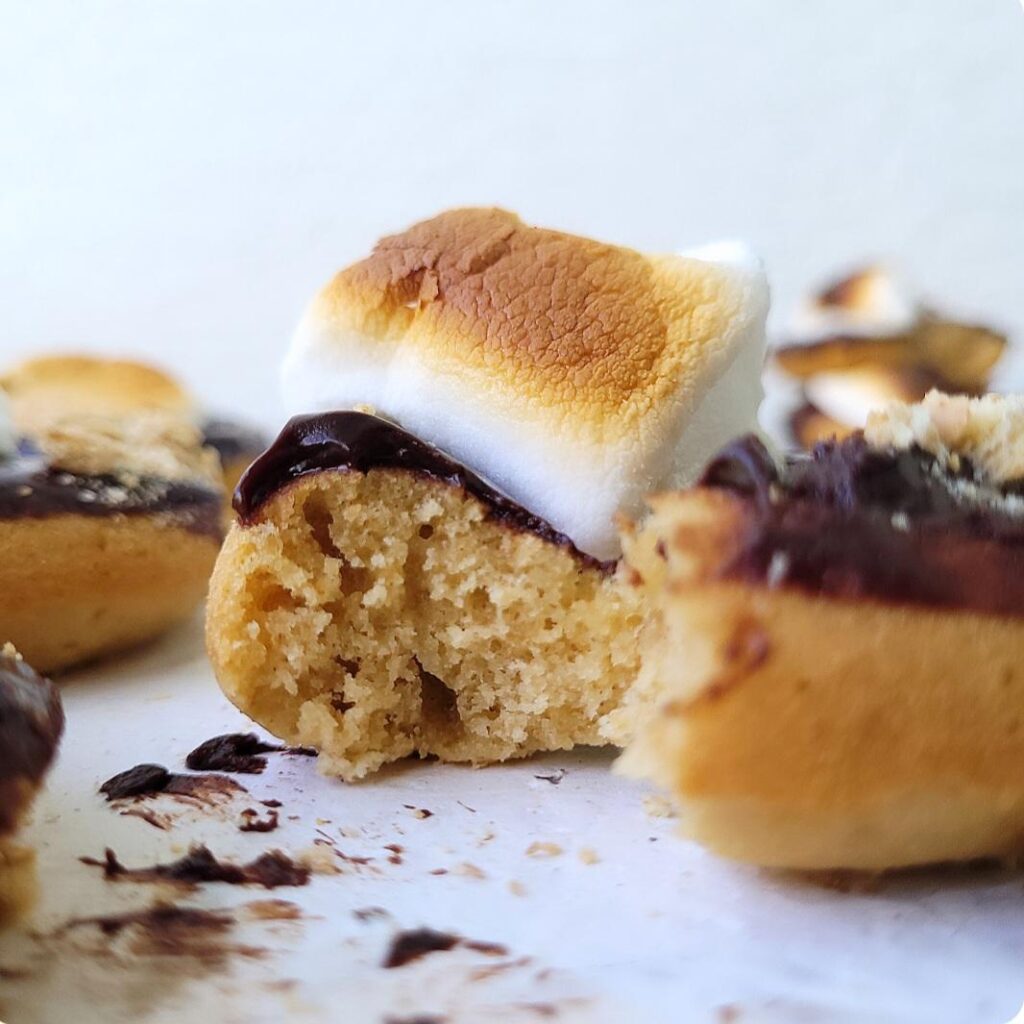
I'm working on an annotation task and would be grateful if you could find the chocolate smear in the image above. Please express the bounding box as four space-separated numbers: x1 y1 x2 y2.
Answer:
81 844 310 889
100 763 245 804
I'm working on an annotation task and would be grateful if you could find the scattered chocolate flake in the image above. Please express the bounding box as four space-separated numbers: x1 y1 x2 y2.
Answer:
382 928 507 969
462 938 508 956
534 769 565 785
81 845 311 889
119 807 172 830
100 763 170 800
353 906 390 922
403 804 434 819
384 843 404 865
283 746 317 757
185 733 284 774
239 808 280 833
382 928 459 968
384 1017 448 1024
261 798 283 808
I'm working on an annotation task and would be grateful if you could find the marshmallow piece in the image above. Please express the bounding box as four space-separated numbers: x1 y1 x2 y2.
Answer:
0 393 16 458
282 208 768 559
788 265 918 343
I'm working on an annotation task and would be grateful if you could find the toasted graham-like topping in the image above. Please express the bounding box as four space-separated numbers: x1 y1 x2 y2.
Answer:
2 355 193 433
866 390 1024 485
284 208 767 558
33 412 222 487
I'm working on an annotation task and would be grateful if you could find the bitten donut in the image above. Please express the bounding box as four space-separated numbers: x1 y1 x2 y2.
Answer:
619 391 1024 871
0 409 224 672
1 354 267 493
0 645 63 923
208 208 769 778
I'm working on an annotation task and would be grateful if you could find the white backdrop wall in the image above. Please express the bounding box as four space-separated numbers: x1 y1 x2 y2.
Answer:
2 0 1022 421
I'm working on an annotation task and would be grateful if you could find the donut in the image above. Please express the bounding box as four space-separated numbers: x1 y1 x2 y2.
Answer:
207 208 769 778
0 645 63 923
618 391 1024 871
772 266 1006 449
1 354 266 493
0 411 224 672
207 412 645 779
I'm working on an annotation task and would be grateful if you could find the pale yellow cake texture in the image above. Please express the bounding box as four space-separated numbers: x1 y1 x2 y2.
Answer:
617 413 1024 871
207 468 645 780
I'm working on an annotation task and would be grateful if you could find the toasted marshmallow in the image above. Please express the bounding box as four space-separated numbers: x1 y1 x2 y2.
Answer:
787 266 918 343
282 208 768 559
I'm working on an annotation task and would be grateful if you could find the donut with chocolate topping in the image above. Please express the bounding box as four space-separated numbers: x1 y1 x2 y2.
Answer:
619 391 1024 871
0 413 225 672
0 645 63 922
207 412 645 780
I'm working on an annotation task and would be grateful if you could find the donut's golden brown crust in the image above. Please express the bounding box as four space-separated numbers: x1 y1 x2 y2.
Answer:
0 516 219 673
315 208 743 440
207 468 645 780
2 354 193 433
619 488 1024 871
0 837 36 924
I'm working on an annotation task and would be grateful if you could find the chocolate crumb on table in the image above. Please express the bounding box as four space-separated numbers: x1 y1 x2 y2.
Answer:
185 733 284 774
239 808 280 833
382 928 507 969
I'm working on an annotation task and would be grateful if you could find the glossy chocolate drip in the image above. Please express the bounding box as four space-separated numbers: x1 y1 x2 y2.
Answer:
0 442 223 540
235 412 612 572
200 418 267 466
0 651 64 835
700 434 1024 616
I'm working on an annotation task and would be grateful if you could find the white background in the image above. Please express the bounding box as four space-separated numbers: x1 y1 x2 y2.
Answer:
2 0 1022 421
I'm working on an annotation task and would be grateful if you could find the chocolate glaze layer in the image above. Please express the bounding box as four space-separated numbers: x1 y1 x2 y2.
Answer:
235 412 612 572
0 651 64 835
200 418 267 466
699 434 1024 616
0 442 223 540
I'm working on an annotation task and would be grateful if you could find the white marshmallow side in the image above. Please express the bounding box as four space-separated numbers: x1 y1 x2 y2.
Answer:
786 266 918 345
283 247 768 560
0 393 17 457
804 372 888 429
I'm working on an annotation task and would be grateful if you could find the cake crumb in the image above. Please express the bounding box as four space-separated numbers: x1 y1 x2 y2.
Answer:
643 794 677 819
578 847 600 865
526 842 563 859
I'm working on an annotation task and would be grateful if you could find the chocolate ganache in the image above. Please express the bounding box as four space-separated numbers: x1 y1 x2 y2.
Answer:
234 412 613 572
0 441 223 540
699 433 1024 616
0 651 64 835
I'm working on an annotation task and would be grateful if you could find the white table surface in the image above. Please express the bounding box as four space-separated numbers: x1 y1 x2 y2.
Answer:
2 613 1024 1024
